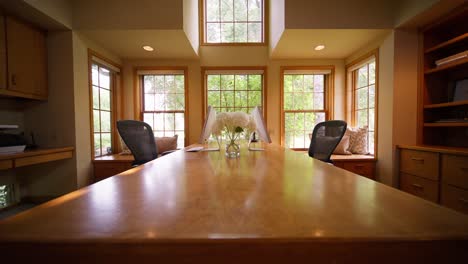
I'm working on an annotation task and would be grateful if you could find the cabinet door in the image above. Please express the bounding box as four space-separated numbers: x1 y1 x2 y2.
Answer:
6 17 47 98
0 15 6 90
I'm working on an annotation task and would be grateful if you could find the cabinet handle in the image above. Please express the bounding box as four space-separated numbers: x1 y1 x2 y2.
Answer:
411 183 424 190
11 74 16 86
411 157 424 163
459 198 468 205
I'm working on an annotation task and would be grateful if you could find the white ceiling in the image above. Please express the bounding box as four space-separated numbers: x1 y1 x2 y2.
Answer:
271 29 391 59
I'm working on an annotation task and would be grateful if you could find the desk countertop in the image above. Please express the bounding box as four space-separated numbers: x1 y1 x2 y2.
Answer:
0 144 467 263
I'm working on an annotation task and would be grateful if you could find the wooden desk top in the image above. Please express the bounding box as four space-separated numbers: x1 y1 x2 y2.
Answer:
0 147 74 160
0 144 467 262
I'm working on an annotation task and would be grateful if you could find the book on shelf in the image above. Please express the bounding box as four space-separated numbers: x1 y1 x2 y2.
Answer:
435 50 467 66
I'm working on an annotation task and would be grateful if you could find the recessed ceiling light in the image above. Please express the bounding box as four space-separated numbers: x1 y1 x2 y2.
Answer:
314 45 325 51
143 45 154 51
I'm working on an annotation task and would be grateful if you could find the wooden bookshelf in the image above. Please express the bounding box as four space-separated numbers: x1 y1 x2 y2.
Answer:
418 4 468 150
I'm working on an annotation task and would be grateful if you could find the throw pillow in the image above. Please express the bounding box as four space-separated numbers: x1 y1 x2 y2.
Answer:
348 126 368 154
333 135 352 155
155 135 178 154
119 137 132 155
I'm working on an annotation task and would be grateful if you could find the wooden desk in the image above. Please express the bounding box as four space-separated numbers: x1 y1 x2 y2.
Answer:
0 147 74 170
0 144 467 263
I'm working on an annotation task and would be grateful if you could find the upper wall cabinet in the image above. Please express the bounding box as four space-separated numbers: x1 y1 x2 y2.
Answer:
0 15 6 90
0 15 47 100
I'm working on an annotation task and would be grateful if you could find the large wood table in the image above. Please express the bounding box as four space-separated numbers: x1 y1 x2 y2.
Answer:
0 144 467 263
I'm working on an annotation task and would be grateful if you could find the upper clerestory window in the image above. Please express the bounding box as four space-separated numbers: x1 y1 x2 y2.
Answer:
202 0 265 45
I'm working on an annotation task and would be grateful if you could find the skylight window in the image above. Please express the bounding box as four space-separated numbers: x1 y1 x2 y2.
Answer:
203 0 265 44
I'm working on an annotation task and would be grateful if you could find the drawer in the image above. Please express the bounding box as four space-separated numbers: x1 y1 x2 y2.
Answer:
400 172 439 203
400 149 439 181
441 154 468 189
343 161 375 179
441 184 468 215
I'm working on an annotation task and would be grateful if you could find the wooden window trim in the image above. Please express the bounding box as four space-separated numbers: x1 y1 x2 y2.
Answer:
345 49 379 157
280 66 335 151
199 0 269 46
133 66 189 147
201 66 268 124
88 49 123 160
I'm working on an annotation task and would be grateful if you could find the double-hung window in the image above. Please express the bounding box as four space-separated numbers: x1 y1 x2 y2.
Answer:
346 52 378 155
202 0 265 44
89 53 121 158
281 67 334 150
139 69 187 148
203 67 265 114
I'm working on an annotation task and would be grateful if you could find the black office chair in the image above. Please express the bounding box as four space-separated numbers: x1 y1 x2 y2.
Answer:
117 120 158 166
308 120 347 163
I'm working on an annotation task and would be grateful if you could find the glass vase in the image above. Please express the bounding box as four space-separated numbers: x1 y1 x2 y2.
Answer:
225 140 240 158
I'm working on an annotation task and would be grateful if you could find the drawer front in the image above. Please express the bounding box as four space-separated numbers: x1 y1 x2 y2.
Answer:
441 154 468 189
400 173 439 203
400 149 439 180
343 161 375 179
94 162 132 182
441 184 468 215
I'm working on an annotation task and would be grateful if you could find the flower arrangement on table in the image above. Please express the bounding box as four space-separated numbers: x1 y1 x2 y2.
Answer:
211 111 256 157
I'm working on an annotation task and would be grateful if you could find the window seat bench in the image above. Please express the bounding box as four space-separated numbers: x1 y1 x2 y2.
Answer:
331 154 376 180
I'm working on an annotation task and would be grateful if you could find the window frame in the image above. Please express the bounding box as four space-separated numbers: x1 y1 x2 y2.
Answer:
135 67 189 147
88 49 123 159
280 66 335 151
345 49 379 156
201 66 267 122
199 0 268 46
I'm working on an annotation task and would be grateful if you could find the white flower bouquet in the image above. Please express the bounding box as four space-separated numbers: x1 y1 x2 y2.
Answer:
212 111 256 157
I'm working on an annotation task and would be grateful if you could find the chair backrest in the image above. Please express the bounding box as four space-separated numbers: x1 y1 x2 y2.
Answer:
117 120 158 166
308 120 347 163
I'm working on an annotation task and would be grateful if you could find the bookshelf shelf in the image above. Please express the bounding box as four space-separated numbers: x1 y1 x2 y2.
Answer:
424 100 468 109
424 33 468 53
424 57 468 74
424 122 468 127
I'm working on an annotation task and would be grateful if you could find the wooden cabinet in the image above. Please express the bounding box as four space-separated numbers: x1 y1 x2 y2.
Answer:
418 6 468 149
0 16 47 100
331 155 376 180
398 145 468 214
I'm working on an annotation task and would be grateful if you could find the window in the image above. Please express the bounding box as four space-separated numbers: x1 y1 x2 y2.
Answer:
281 67 334 150
347 52 378 155
203 67 265 114
202 0 265 44
139 69 187 148
89 51 121 158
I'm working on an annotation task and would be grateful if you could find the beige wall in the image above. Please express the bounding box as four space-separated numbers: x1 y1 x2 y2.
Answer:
285 0 395 29
183 0 199 55
269 0 285 54
122 46 345 146
377 32 395 186
24 0 73 29
345 31 395 186
72 32 122 188
21 30 77 197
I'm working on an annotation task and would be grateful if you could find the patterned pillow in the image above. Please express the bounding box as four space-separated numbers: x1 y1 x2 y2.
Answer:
333 135 352 155
347 126 368 154
155 135 178 154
